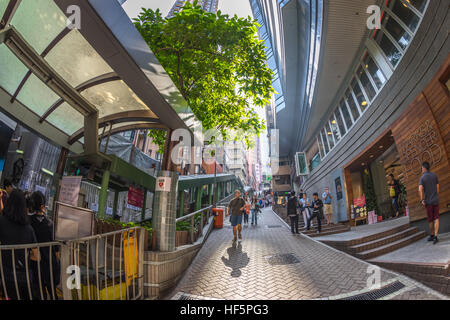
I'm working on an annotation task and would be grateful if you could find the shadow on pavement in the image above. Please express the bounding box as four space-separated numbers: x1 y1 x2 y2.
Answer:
221 241 250 277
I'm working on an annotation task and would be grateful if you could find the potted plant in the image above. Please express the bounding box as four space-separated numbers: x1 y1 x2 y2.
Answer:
176 220 191 246
363 169 380 223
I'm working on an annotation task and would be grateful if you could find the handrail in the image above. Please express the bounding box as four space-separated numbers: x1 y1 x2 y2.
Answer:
176 206 212 223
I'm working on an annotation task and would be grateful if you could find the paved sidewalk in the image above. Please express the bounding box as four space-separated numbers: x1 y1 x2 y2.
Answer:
167 207 447 300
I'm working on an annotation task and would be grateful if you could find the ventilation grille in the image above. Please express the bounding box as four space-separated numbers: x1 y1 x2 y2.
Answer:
339 281 405 300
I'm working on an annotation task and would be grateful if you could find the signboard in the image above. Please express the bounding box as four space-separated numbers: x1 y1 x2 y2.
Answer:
54 202 94 241
128 186 144 208
353 195 367 219
335 177 343 200
58 176 82 207
156 177 172 192
34 185 46 195
295 152 310 176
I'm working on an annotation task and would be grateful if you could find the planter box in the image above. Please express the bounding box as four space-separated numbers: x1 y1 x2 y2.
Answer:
176 231 189 247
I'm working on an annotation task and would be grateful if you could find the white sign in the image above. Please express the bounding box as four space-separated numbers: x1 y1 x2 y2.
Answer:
35 185 46 195
156 177 172 192
58 176 82 207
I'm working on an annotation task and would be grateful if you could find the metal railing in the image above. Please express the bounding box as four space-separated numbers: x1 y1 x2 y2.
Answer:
0 227 145 300
176 206 214 245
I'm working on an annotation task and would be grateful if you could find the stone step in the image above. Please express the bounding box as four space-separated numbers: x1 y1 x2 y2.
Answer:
346 223 411 246
301 224 349 235
356 231 426 260
349 227 420 253
307 227 352 237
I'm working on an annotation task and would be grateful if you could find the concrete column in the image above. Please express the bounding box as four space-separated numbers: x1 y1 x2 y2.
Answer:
152 171 178 252
97 169 110 219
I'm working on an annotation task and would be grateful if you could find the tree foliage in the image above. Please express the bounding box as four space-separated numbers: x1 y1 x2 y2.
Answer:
133 1 274 148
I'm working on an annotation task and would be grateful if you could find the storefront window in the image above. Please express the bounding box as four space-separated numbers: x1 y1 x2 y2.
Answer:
330 115 341 143
363 53 386 89
317 136 325 158
386 0 421 32
345 89 360 121
321 130 329 154
334 108 346 137
339 99 353 129
351 78 368 113
373 30 402 67
407 0 428 13
382 13 412 50
357 65 376 101
324 122 335 149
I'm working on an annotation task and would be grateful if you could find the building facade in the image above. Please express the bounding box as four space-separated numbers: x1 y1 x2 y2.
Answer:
168 0 219 17
297 0 449 232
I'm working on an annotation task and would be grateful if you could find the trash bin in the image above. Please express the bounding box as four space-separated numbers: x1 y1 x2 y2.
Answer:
213 207 224 229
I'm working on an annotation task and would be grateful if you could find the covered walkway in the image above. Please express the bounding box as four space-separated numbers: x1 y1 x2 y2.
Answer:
168 207 447 300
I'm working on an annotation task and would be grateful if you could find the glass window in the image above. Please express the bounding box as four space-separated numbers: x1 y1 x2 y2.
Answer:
324 122 335 149
386 0 421 32
363 52 386 89
407 0 428 13
317 136 325 158
345 89 360 121
334 109 346 137
0 45 29 95
382 12 412 50
351 78 369 113
321 130 329 154
46 102 84 135
357 65 376 101
330 116 341 143
339 99 353 129
373 30 402 67
17 74 61 116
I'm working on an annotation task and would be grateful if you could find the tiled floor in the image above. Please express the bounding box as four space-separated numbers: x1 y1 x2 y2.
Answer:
166 207 447 300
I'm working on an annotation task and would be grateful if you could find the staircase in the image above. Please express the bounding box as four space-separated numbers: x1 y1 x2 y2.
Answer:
298 219 351 237
321 223 426 260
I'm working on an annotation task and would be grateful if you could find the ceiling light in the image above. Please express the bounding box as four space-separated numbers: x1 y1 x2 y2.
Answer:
379 145 383 149
331 120 336 124
328 132 332 135
362 101 368 106
370 155 374 158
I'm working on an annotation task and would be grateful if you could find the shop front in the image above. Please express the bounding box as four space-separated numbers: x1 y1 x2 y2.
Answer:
344 56 450 227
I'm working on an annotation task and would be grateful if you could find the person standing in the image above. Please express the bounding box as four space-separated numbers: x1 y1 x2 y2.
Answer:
227 190 246 242
299 193 311 231
309 193 323 234
0 179 13 214
419 162 440 244
322 187 333 225
388 174 402 218
287 191 299 234
29 191 60 300
251 195 259 226
0 190 39 300
243 196 250 225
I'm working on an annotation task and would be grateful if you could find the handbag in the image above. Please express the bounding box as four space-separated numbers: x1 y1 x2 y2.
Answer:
389 186 396 198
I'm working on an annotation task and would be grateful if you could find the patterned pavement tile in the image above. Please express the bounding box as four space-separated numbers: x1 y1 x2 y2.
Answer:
167 207 447 300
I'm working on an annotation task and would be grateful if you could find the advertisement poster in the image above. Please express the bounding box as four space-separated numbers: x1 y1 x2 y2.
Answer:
353 195 367 219
128 186 144 208
335 177 343 200
58 176 82 207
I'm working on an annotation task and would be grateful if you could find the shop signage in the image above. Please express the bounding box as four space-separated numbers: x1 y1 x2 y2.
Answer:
128 186 144 208
156 177 172 192
335 177 343 200
58 176 82 207
353 195 367 219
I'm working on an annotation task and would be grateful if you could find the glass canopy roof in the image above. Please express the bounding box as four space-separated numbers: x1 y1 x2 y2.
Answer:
0 0 186 153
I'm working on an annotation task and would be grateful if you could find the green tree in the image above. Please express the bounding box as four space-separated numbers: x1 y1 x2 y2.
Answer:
133 1 274 149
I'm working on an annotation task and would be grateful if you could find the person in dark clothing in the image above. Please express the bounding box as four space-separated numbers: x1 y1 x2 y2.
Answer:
0 190 39 300
287 191 299 234
309 193 323 234
227 190 246 241
388 174 402 217
0 179 13 214
29 191 60 300
419 162 440 244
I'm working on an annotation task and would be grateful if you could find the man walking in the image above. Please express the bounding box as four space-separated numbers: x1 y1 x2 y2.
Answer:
322 187 333 225
227 190 246 242
309 193 323 234
287 191 299 234
419 162 440 244
299 193 310 231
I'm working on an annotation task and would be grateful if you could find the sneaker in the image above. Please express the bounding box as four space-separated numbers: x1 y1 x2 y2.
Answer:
233 237 237 242
427 235 434 241
238 234 242 240
433 237 439 245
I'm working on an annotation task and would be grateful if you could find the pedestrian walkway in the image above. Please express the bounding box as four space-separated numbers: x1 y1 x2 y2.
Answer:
167 207 447 300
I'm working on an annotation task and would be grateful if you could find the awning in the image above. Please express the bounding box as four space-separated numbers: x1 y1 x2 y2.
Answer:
0 0 198 154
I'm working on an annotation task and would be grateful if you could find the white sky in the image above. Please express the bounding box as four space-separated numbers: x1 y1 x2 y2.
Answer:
122 0 269 175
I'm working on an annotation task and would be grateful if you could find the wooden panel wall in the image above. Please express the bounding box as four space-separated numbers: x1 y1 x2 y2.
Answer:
391 55 450 222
